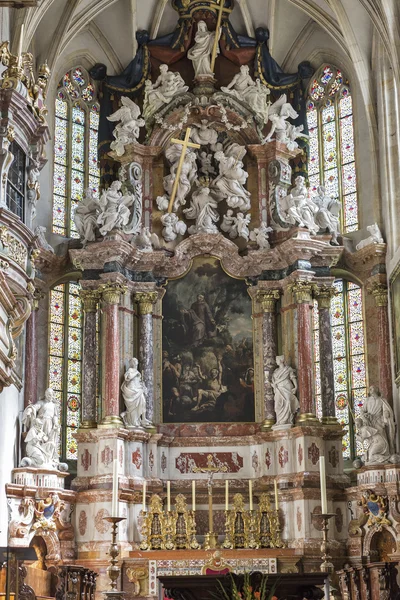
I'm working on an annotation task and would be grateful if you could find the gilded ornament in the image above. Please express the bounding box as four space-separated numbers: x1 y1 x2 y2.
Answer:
99 283 127 305
314 285 336 309
368 282 388 307
135 291 158 315
256 289 281 312
290 280 315 304
80 289 100 312
360 491 391 528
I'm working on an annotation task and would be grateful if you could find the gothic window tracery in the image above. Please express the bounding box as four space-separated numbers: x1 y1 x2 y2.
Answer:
307 65 358 233
52 66 100 237
6 141 26 221
313 279 367 460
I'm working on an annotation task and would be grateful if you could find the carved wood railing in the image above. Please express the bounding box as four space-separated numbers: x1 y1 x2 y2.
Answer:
337 562 400 600
55 567 97 600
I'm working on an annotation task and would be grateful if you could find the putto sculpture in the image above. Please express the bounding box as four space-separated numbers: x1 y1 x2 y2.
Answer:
107 96 145 156
249 221 273 249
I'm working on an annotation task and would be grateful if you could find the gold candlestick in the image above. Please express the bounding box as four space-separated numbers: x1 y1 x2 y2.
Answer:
222 509 234 549
189 510 201 550
247 510 259 549
320 513 336 573
103 516 126 594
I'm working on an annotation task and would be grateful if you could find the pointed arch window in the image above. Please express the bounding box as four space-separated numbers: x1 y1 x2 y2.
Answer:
313 279 367 461
52 67 100 237
307 65 358 233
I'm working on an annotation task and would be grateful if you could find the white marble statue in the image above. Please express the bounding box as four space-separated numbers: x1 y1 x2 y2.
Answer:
143 64 189 118
27 160 40 224
221 211 251 240
34 225 54 253
97 180 134 236
190 120 218 147
160 212 187 242
313 185 341 245
162 145 198 210
199 151 216 176
221 66 271 124
221 210 236 238
187 20 220 77
249 221 273 249
132 226 160 252
107 97 145 156
121 358 152 428
213 150 251 211
279 176 318 234
357 386 397 465
285 123 309 151
264 94 299 143
74 188 99 245
184 186 219 235
271 356 299 427
20 388 60 468
356 223 384 251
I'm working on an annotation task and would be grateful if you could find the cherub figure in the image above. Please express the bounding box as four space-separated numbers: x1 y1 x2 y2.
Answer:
107 97 145 156
249 221 273 249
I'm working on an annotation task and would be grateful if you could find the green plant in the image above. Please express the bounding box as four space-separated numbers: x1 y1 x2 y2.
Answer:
215 572 278 600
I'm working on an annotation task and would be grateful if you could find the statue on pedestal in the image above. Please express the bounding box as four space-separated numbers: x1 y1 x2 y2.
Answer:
187 21 220 77
107 96 145 156
313 185 341 245
121 358 152 428
97 180 133 236
271 356 299 427
357 386 398 465
74 188 99 245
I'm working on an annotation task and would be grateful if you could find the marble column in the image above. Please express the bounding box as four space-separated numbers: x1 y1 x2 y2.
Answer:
256 290 281 428
291 281 318 423
135 291 158 426
369 283 392 403
315 285 338 424
79 290 99 428
100 283 126 427
24 292 41 407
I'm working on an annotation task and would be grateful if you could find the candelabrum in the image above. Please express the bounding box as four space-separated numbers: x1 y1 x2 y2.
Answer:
270 509 285 549
247 510 259 549
103 516 126 598
222 509 234 549
189 510 201 550
164 512 175 550
320 513 336 573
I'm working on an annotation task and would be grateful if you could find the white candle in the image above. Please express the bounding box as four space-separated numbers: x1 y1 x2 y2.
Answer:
192 480 196 512
111 459 118 517
142 479 146 512
320 455 328 514
274 480 279 510
249 480 253 511
167 480 171 512
17 24 24 59
225 480 229 511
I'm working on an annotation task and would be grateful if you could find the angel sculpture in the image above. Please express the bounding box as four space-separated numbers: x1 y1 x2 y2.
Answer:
107 97 145 156
221 210 250 240
249 221 273 249
213 150 251 211
190 120 218 147
74 188 100 246
97 180 134 236
132 226 161 252
183 186 219 235
285 123 309 151
160 212 187 242
263 94 299 143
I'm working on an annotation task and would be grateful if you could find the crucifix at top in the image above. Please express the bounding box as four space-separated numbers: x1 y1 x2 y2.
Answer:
193 454 228 545
167 127 200 213
210 0 230 72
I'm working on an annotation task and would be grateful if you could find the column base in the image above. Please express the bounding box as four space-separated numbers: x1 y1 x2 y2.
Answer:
98 415 124 428
261 418 276 430
320 416 340 426
79 420 97 429
296 413 320 425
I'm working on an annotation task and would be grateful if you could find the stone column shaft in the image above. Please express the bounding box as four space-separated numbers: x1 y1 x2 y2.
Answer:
316 286 337 424
369 283 392 403
24 295 40 408
80 290 99 428
136 292 158 425
257 290 280 428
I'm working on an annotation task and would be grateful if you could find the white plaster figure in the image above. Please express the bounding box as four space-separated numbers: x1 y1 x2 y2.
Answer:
356 223 384 251
236 212 251 241
160 212 187 242
221 209 237 238
271 356 299 426
190 120 218 147
249 221 273 249
27 160 40 223
187 20 220 77
357 385 397 465
107 96 145 156
143 64 189 117
163 145 198 210
221 66 271 124
34 225 54 253
73 187 99 245
313 185 341 245
97 180 133 236
280 175 318 234
213 150 251 211
121 358 152 428
199 151 216 176
285 123 309 151
264 94 299 143
132 226 160 252
21 388 60 468
184 186 219 235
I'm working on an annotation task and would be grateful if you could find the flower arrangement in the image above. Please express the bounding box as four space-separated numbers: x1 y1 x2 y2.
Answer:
216 572 278 600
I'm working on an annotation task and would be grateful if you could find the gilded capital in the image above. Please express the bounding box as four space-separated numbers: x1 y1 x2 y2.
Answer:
368 282 388 307
290 281 315 304
80 289 100 312
314 285 336 310
99 283 127 305
135 291 158 315
256 290 281 312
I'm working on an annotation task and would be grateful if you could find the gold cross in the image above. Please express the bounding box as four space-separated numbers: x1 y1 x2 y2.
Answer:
193 454 228 533
167 127 200 213
210 0 230 72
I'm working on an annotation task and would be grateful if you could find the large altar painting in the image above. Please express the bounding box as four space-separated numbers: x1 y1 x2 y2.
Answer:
162 257 255 423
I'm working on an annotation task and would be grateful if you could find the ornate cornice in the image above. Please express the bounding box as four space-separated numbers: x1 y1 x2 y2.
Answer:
99 283 127 305
135 291 158 315
256 289 281 312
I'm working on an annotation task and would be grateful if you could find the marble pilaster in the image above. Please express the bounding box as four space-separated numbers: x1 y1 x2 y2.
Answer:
80 290 100 428
23 292 40 407
368 282 392 403
135 291 158 426
315 285 338 424
99 283 126 427
256 290 281 428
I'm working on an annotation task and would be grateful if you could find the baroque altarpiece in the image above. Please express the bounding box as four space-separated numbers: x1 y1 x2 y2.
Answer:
1 1 399 600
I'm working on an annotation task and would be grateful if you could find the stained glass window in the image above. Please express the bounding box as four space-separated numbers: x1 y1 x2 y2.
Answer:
313 279 367 460
6 141 26 221
307 65 358 233
48 281 82 462
53 67 100 237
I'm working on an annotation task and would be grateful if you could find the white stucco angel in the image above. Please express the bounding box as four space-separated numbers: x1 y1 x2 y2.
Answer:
34 225 54 253
272 356 299 427
74 187 99 246
357 386 398 464
132 226 160 252
280 175 319 234
20 388 60 468
160 212 187 242
183 186 219 235
107 96 145 156
221 209 237 238
121 358 152 428
221 66 271 124
285 123 309 151
187 20 220 77
313 185 341 245
249 221 273 249
190 119 218 147
356 223 384 251
199 151 216 176
143 64 189 118
264 94 299 143
97 180 133 236
212 150 251 211
163 145 198 210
